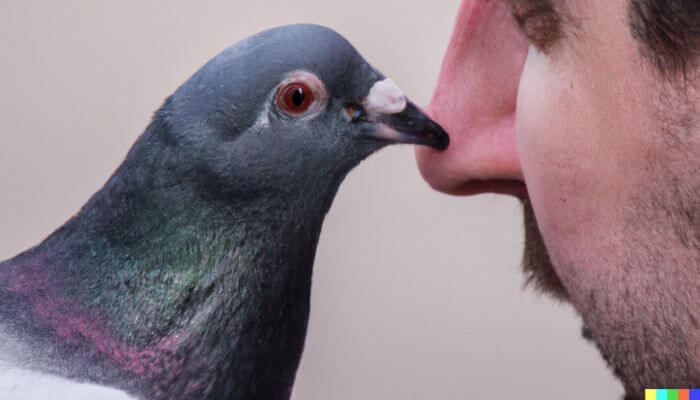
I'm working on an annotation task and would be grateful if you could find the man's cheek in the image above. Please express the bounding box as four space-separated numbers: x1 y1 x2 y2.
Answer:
516 48 636 286
516 48 571 217
515 48 597 263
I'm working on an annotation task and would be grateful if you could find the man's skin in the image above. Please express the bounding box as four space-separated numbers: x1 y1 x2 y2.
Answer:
417 0 699 398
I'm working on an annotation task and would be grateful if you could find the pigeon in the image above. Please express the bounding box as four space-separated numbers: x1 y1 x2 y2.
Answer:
0 24 448 400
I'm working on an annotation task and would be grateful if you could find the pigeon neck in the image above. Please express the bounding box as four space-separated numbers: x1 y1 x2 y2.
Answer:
0 128 339 400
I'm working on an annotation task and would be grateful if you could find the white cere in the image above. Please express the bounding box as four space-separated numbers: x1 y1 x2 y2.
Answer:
363 78 407 115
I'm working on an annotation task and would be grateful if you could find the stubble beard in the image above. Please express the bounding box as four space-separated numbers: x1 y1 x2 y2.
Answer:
519 85 700 398
521 193 699 397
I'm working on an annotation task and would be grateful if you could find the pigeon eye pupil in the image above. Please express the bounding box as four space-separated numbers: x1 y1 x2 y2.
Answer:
291 88 305 107
277 82 314 115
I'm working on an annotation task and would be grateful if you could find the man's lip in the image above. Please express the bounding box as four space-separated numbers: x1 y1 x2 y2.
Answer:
443 179 529 198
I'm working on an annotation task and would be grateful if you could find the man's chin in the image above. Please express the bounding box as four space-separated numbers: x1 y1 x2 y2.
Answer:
521 198 570 302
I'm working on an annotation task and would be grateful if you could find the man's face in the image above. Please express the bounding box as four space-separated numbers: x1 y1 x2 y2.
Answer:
417 0 699 395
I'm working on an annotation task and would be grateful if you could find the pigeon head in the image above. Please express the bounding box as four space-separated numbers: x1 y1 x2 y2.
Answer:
0 24 449 400
161 24 449 202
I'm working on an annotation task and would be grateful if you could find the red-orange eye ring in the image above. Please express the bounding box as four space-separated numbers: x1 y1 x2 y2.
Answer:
276 82 314 114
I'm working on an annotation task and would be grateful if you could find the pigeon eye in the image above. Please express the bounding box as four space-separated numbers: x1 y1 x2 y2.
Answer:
277 82 314 114
273 71 327 119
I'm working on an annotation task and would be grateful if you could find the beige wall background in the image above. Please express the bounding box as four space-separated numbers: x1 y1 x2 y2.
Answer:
0 1 623 398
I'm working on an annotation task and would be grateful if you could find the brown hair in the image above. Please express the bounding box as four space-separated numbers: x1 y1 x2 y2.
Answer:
629 0 700 79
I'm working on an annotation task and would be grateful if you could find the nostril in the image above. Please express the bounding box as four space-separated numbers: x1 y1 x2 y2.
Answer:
414 115 524 193
415 142 527 198
447 179 529 198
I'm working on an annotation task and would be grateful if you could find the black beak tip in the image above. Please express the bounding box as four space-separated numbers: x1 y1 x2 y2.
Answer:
373 100 450 151
425 123 450 151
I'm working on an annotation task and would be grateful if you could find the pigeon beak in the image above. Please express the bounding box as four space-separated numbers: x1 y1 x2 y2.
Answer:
360 78 450 151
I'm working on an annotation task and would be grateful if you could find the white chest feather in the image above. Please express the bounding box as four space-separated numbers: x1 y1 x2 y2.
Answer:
0 365 135 400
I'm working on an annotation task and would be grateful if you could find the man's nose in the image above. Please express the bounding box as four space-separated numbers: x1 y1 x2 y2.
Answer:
416 0 529 197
